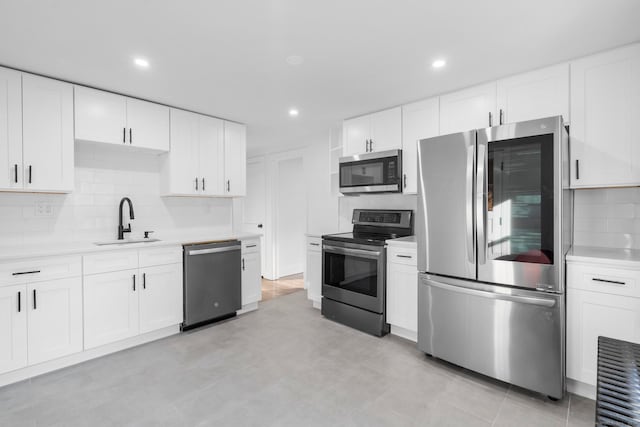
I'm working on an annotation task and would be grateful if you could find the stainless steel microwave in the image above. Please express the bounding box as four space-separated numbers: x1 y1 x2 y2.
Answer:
339 149 402 195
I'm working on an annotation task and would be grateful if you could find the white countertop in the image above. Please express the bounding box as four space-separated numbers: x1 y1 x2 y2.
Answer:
567 246 640 268
0 231 262 263
386 235 417 248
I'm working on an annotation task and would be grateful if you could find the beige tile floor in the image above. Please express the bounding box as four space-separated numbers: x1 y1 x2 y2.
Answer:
261 273 305 301
0 291 595 426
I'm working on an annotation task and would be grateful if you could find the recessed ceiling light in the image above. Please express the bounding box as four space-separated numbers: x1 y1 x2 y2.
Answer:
133 57 150 68
432 59 446 69
289 108 299 117
286 55 304 66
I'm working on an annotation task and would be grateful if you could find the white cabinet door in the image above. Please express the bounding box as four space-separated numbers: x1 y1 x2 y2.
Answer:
241 252 261 306
0 285 27 374
223 121 247 196
570 44 640 188
0 67 22 190
369 107 402 153
199 115 224 196
22 74 74 193
497 63 569 125
386 260 418 333
343 115 370 156
305 243 322 305
439 82 497 135
74 86 127 145
139 264 183 333
83 270 139 349
27 277 82 365
567 288 640 386
164 108 200 196
402 98 439 194
126 98 170 152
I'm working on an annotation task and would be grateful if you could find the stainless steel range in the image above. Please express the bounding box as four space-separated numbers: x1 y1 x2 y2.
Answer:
322 209 413 336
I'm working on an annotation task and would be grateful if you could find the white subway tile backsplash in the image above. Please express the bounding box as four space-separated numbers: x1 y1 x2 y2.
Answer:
573 187 640 249
0 144 233 245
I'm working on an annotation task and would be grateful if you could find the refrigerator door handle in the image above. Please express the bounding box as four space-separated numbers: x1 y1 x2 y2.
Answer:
425 277 556 308
465 145 475 263
476 142 487 265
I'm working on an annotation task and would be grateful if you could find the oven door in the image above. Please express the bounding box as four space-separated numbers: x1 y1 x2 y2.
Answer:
339 150 402 194
322 240 385 313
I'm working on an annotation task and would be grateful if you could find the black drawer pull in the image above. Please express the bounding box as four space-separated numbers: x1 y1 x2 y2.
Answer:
246 244 257 248
12 270 41 276
397 255 413 259
592 278 626 285
309 243 320 246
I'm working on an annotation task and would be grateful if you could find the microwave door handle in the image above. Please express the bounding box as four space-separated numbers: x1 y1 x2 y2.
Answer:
466 145 475 264
476 142 487 265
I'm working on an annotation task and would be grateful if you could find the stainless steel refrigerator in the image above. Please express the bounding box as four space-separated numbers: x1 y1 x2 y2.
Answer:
416 115 571 399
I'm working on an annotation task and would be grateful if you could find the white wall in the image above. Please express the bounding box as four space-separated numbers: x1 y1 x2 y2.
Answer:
276 157 305 277
0 143 233 246
573 188 640 249
305 133 339 235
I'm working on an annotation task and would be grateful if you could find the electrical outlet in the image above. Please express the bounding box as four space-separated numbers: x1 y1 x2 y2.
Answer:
35 201 54 217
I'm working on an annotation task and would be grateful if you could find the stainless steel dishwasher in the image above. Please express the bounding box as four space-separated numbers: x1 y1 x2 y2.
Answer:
182 240 242 330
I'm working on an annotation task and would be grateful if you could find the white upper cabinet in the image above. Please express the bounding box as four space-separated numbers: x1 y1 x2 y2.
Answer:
223 121 247 197
401 98 439 194
22 74 74 192
570 43 640 188
74 86 170 152
343 107 402 156
74 86 127 145
439 82 497 135
125 98 170 151
496 63 569 125
161 109 225 196
0 68 22 191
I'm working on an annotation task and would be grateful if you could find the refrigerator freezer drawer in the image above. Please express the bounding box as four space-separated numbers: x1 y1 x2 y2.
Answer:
418 274 564 399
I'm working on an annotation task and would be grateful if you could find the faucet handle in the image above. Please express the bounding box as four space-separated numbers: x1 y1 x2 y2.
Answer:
144 231 154 239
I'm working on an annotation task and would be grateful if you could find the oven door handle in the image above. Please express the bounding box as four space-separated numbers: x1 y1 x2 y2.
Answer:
323 245 381 257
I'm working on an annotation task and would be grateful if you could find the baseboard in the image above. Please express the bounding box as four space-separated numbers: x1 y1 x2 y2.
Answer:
237 302 259 315
567 378 596 400
390 325 418 342
307 293 321 309
0 325 180 388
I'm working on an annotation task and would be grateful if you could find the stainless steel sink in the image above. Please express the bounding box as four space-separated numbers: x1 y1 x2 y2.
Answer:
93 238 161 246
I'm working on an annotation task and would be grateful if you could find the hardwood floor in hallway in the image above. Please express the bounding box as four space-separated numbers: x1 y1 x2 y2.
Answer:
261 273 304 301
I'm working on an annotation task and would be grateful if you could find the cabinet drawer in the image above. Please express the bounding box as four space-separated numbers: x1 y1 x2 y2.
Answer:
242 239 260 254
83 251 138 275
567 262 640 298
139 246 182 268
0 255 82 286
387 247 418 267
307 237 322 253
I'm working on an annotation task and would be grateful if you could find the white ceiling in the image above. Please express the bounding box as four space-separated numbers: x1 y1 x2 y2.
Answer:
1 0 639 155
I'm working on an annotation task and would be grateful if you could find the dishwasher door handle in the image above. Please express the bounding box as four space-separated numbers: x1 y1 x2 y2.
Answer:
188 246 241 256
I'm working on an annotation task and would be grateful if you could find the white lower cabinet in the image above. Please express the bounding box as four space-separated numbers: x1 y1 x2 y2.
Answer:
241 238 261 307
386 244 418 340
0 285 27 373
305 236 322 307
567 261 640 388
139 264 183 333
83 270 140 349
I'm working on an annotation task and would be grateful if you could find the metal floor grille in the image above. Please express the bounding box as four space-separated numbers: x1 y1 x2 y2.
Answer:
597 336 640 426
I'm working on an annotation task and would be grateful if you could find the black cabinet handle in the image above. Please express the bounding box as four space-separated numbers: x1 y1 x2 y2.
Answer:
123 127 126 143
592 278 625 285
129 128 132 144
576 159 580 180
17 291 21 312
33 289 36 310
397 255 413 259
12 270 41 276
246 244 257 248
242 258 245 271
14 164 18 183
370 139 373 152
403 174 407 188
489 112 493 127
499 109 504 125
133 274 136 291
309 243 320 246
257 224 263 228
227 180 230 192
143 273 146 289
28 165 32 184
202 178 205 191
195 177 199 191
